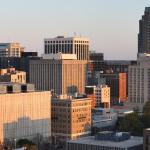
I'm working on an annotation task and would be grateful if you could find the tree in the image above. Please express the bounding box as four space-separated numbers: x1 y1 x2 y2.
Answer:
17 139 38 150
118 112 143 136
142 101 150 128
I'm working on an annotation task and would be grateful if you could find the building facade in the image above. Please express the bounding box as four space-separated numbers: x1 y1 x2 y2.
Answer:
0 68 26 83
0 43 24 57
144 128 150 150
51 95 91 143
85 85 110 108
0 57 41 82
0 83 51 143
89 51 104 61
138 7 150 53
92 108 118 134
96 72 127 104
44 36 89 60
30 54 87 95
128 54 150 110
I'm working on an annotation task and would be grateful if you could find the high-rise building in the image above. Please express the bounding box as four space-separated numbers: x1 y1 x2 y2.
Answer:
138 7 150 53
30 53 87 95
128 53 150 111
0 82 51 143
51 94 91 143
44 36 89 60
0 43 24 57
0 68 26 83
85 85 110 108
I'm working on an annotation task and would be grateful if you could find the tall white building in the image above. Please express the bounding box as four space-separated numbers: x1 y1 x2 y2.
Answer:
128 53 150 110
0 43 24 57
44 36 89 60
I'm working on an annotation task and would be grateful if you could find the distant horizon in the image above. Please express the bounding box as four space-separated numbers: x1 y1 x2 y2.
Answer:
0 0 149 60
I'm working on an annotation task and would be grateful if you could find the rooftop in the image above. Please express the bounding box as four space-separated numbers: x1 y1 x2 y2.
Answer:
68 135 143 148
41 53 77 60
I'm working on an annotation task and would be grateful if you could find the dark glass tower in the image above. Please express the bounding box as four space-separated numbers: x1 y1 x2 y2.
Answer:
138 7 150 53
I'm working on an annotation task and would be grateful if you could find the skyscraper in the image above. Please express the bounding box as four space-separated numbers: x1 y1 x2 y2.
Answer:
30 53 87 95
44 36 89 60
138 7 150 53
128 53 150 111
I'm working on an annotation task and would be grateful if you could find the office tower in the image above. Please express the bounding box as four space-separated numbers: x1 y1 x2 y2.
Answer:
87 58 136 86
128 53 150 111
0 68 26 83
67 132 143 150
85 85 110 108
51 94 91 143
89 51 104 61
96 72 127 103
0 82 51 143
143 128 150 150
30 53 87 95
138 7 150 53
0 43 24 57
44 36 89 60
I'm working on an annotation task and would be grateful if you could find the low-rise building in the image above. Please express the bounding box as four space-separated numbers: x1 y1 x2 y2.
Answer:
0 68 26 83
67 131 143 150
92 108 118 134
51 94 91 143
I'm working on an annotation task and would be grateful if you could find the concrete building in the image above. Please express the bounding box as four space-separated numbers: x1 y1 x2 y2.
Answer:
44 36 89 60
51 94 91 143
95 72 127 104
67 131 143 150
143 128 150 150
0 82 51 143
0 68 26 83
85 85 110 108
128 53 150 110
92 108 118 134
0 43 24 57
0 57 41 82
87 59 136 87
138 7 150 53
30 54 87 95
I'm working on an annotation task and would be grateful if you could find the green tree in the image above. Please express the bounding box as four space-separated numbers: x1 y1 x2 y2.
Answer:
118 112 143 136
142 101 150 128
17 139 38 150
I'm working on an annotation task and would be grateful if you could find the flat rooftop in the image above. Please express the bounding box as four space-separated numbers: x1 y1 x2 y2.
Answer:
68 136 143 148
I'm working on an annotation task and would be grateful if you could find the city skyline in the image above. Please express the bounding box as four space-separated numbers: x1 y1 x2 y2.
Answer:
0 0 149 60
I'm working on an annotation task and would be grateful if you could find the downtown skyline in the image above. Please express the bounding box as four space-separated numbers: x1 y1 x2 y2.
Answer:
0 0 149 60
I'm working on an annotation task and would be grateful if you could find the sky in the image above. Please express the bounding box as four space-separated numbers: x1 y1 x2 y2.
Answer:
0 0 149 60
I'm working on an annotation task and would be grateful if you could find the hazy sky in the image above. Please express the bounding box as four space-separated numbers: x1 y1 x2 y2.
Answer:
0 0 149 60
